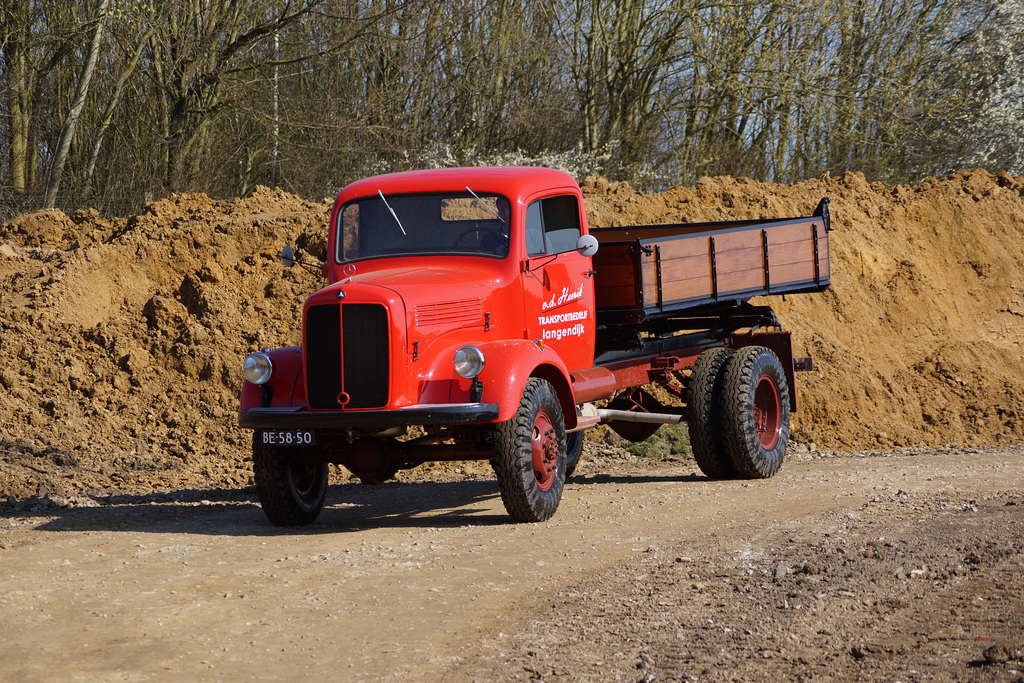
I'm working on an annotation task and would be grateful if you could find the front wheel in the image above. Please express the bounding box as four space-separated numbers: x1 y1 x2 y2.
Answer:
719 346 790 478
493 378 567 522
252 433 329 526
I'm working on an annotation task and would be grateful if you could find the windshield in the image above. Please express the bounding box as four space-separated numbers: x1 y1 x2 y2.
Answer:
337 192 511 263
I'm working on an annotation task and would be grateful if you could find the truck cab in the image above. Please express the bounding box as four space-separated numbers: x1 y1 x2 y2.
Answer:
326 166 597 413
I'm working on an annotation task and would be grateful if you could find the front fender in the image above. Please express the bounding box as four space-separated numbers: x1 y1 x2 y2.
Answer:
470 341 577 426
239 346 305 411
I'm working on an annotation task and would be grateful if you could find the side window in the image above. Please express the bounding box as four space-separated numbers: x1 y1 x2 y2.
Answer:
525 201 546 256
525 194 582 256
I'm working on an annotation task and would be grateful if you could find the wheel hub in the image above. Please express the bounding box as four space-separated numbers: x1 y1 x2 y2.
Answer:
531 409 559 491
753 375 782 449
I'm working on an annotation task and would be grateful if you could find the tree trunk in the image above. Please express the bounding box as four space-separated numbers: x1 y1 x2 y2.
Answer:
3 0 33 192
44 0 110 209
83 26 154 196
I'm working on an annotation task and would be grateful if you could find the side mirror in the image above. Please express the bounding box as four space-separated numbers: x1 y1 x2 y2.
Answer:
576 234 599 257
280 245 296 268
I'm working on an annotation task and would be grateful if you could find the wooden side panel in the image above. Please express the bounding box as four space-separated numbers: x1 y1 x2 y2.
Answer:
816 229 831 283
765 220 831 289
765 222 813 285
592 206 832 320
592 242 640 308
591 217 776 242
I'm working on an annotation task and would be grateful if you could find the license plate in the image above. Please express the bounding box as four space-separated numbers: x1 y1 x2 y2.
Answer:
260 429 316 447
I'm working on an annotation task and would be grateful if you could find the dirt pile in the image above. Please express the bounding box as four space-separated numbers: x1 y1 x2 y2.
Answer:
2 170 1023 499
582 169 1024 451
0 188 331 498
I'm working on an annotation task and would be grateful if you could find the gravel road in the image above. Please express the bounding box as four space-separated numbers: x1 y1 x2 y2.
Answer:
2 445 1022 682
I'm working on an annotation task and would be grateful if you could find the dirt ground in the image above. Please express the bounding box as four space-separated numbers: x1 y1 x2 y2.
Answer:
1 169 1023 680
1 445 1022 682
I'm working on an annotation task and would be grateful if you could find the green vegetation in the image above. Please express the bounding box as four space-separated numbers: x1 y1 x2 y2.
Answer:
626 424 692 461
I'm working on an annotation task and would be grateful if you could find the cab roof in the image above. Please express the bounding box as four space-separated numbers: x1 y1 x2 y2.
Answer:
336 166 580 205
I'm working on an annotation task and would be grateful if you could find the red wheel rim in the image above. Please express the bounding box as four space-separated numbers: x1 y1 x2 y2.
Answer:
753 375 782 450
531 408 559 491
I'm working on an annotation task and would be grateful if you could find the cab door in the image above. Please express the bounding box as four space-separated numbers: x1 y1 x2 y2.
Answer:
521 193 596 371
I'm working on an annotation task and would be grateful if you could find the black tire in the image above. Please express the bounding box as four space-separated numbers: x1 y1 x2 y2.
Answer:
564 430 584 478
493 378 567 522
719 346 790 478
687 347 738 479
252 432 329 526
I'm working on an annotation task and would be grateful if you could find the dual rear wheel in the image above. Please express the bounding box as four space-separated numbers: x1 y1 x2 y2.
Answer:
493 349 787 523
687 345 790 480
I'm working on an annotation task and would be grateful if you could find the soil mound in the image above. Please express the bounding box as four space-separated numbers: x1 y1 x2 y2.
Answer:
2 171 1022 499
0 188 331 498
583 170 1024 451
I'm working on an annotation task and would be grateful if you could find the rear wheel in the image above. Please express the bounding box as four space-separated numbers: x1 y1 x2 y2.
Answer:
493 378 567 522
252 432 328 526
719 346 790 478
687 347 737 479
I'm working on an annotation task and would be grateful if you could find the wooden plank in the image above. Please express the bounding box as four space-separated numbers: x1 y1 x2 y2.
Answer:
708 230 764 295
591 216 796 242
640 259 657 307
816 232 831 282
651 239 713 305
765 222 817 288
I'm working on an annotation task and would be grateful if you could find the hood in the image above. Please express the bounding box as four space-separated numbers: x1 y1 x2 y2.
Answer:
334 260 507 301
322 259 515 336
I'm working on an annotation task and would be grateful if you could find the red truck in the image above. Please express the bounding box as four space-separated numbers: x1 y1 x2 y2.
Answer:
238 166 832 526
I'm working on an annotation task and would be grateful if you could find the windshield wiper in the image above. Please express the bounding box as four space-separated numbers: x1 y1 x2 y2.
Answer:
465 186 505 223
377 190 407 235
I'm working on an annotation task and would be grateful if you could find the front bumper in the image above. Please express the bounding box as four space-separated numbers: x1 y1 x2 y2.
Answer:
238 403 500 430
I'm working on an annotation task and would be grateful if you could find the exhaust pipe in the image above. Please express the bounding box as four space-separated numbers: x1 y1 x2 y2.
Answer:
597 409 684 425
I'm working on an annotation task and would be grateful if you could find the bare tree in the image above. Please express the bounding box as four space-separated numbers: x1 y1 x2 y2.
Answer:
141 0 337 191
964 0 1024 174
81 17 158 197
1 0 100 196
549 0 699 178
3 0 1019 217
43 0 110 208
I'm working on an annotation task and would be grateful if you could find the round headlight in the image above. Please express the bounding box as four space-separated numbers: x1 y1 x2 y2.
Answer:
243 352 274 385
453 346 485 379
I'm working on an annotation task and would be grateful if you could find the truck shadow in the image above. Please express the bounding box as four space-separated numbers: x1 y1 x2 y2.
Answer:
568 471 707 486
16 479 511 536
13 471 710 536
